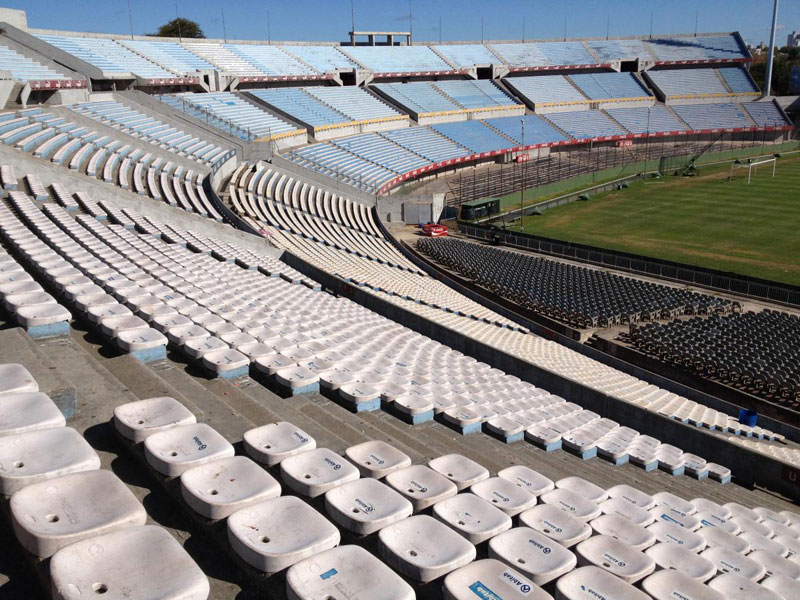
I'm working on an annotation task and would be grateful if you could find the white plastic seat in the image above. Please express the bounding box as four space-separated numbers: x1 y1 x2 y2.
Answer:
113 396 196 443
738 531 788 557
647 520 706 552
497 465 554 497
649 503 701 530
725 502 762 523
591 514 656 551
443 558 550 600
384 464 458 511
432 492 512 544
227 495 341 573
429 454 490 491
607 484 655 509
540 488 602 522
274 365 319 392
556 566 650 600
646 542 716 580
143 422 235 477
749 549 800 580
707 573 783 600
556 476 608 503
575 535 656 583
10 470 147 558
519 503 592 548
280 447 360 497
761 574 800 600
0 427 101 494
488 526 577 585
49 525 210 600
733 516 774 539
696 511 741 534
754 507 791 527
653 491 696 516
0 391 65 436
243 421 315 466
0 363 38 394
700 545 766 580
470 476 538 516
180 455 281 520
378 514 476 583
641 570 724 600
344 440 411 478
324 477 412 535
286 545 414 600
699 524 750 553
600 497 655 526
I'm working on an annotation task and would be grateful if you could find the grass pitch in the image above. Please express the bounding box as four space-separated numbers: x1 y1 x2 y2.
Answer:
510 155 800 285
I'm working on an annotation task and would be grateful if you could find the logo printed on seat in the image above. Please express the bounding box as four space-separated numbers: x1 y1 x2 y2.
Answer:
500 569 533 595
324 457 342 470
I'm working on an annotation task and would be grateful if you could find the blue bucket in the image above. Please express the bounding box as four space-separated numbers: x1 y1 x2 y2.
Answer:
738 409 758 427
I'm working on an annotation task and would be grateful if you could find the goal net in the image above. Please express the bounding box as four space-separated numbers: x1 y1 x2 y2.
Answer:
729 158 776 184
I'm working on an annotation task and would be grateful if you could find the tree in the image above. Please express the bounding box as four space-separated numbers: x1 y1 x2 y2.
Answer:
149 18 204 39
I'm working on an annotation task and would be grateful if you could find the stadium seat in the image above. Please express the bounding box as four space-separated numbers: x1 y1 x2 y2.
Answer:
488 527 577 585
323 477 412 535
180 455 281 519
285 545 414 600
227 495 341 573
113 396 197 443
243 421 316 466
49 526 210 600
378 514 476 582
279 447 360 497
143 422 235 476
10 469 147 557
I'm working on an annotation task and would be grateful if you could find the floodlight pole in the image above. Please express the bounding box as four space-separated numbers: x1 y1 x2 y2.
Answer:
175 5 182 43
127 0 134 40
765 0 779 97
221 8 227 44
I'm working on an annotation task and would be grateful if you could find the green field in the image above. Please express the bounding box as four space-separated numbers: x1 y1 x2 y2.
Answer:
508 155 800 285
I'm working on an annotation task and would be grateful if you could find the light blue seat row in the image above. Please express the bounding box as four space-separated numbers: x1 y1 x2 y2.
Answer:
0 43 69 81
432 44 500 67
167 92 298 140
303 87 403 122
281 46 360 71
741 102 791 128
373 81 461 114
504 75 587 104
36 35 175 79
545 110 627 138
344 46 453 73
486 43 549 68
247 88 347 127
586 39 654 62
431 120 515 154
432 80 519 109
70 100 228 166
671 103 752 129
605 105 688 134
646 68 730 98
224 44 317 76
646 36 747 62
487 115 569 145
568 73 652 100
331 133 428 173
380 127 471 163
719 67 759 93
290 143 396 191
120 40 215 74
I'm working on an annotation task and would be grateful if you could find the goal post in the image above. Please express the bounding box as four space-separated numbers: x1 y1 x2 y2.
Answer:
729 157 777 184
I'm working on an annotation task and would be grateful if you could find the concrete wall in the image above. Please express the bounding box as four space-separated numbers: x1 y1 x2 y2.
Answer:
0 8 26 30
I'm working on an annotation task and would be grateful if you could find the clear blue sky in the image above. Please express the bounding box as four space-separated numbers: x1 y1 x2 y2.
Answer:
10 0 799 47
